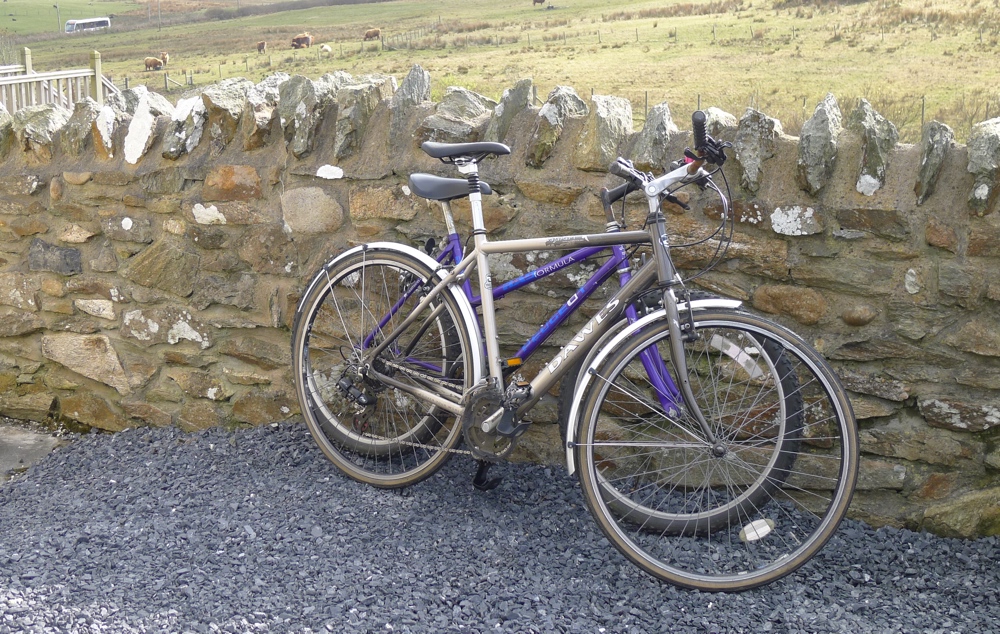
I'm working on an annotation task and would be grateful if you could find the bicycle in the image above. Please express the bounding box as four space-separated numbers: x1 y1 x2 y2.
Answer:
291 111 859 591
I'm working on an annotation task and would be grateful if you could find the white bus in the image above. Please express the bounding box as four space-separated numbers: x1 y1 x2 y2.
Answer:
64 17 111 34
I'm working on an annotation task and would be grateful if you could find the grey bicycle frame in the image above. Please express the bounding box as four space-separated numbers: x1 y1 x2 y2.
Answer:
364 156 722 443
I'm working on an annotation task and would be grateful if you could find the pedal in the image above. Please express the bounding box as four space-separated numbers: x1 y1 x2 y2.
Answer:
472 460 502 491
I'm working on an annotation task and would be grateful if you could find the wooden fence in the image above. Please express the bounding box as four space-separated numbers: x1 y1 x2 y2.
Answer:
0 48 119 115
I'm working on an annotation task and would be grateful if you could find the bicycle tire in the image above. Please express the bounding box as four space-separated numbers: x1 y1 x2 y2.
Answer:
573 309 857 591
292 248 475 488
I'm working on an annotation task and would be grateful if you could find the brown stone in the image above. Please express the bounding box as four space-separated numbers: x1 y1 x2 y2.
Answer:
92 172 131 187
513 180 584 205
231 390 297 425
217 335 290 370
122 401 173 427
165 368 233 401
10 218 48 237
751 284 827 325
837 208 909 240
63 171 93 186
121 238 200 298
859 421 982 467
914 472 960 501
925 216 958 252
59 392 130 432
841 304 878 326
945 317 1000 357
203 165 262 202
349 187 418 222
923 487 1000 538
967 224 1000 257
177 401 222 431
49 177 63 202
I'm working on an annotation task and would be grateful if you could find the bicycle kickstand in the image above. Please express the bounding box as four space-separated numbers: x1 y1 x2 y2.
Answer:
472 460 503 491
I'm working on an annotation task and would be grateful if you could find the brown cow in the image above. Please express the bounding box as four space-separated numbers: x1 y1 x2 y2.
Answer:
363 28 380 41
533 0 545 5
144 57 163 71
256 40 267 54
160 51 169 66
291 32 313 49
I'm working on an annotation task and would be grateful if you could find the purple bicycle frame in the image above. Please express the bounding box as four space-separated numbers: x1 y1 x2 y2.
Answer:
433 231 681 407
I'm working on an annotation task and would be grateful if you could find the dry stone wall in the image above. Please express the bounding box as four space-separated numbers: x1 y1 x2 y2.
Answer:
0 67 999 537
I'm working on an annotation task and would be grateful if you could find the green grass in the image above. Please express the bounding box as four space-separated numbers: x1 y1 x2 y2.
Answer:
13 0 1000 143
0 0 136 36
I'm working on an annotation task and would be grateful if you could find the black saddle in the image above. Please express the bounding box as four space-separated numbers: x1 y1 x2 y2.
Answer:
409 173 492 202
421 141 511 163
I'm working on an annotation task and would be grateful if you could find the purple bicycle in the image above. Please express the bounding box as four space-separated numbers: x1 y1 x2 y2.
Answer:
291 112 858 590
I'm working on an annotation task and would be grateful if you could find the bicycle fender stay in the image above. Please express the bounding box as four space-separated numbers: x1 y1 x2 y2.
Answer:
564 298 741 475
296 242 485 388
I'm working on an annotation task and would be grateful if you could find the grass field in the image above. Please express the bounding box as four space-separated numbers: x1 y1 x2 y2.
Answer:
5 0 1000 143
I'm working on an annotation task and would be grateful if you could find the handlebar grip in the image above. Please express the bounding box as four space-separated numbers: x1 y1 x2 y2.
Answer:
692 110 707 151
603 181 639 206
608 160 629 178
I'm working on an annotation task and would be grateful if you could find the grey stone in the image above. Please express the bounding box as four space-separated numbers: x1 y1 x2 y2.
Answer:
242 72 289 151
218 336 291 370
90 240 119 273
484 78 533 144
281 187 344 234
61 98 102 157
11 104 72 158
162 94 208 160
704 107 738 139
107 85 174 119
734 108 783 193
417 86 497 144
235 225 298 276
138 168 189 195
202 78 255 151
630 102 679 172
525 86 588 168
123 91 165 165
334 75 395 158
919 396 1000 432
0 308 44 337
572 94 633 172
278 75 337 158
121 238 200 297
28 239 82 276
101 215 153 244
849 99 899 196
915 121 954 205
837 369 909 401
797 93 842 195
0 274 39 311
389 65 431 142
966 117 1000 216
0 102 12 157
41 333 131 395
191 273 256 311
120 306 212 349
770 205 823 236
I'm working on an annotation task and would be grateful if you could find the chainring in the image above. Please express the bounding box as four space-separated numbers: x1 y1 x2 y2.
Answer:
461 383 514 461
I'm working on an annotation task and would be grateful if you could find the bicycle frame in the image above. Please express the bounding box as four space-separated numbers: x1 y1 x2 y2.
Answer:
363 156 720 440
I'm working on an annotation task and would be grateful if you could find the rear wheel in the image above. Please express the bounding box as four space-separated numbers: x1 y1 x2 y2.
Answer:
574 309 857 590
292 248 475 488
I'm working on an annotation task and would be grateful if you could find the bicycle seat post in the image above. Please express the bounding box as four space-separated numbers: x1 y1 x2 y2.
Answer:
457 158 503 386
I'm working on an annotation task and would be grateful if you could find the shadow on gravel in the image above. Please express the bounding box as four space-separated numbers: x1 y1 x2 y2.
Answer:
0 422 998 633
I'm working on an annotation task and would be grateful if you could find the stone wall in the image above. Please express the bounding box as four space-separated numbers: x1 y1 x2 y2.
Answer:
0 66 998 537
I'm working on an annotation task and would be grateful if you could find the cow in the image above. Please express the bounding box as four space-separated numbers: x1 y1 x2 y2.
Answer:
256 40 267 54
320 44 332 55
363 28 380 41
533 0 545 5
291 33 313 49
144 56 163 71
160 51 169 66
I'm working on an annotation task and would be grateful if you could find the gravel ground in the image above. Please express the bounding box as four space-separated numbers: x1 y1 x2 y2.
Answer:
0 422 997 634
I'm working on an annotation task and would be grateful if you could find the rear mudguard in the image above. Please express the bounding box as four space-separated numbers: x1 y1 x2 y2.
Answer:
564 298 741 474
294 242 485 391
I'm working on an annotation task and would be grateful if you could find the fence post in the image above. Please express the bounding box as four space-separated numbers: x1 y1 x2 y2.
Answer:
89 50 103 105
165 73 169 93
20 47 32 74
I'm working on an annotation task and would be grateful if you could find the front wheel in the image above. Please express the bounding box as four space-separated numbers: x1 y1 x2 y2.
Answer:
573 309 858 591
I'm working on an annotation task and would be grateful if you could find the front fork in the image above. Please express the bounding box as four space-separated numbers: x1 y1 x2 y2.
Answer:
646 207 719 447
